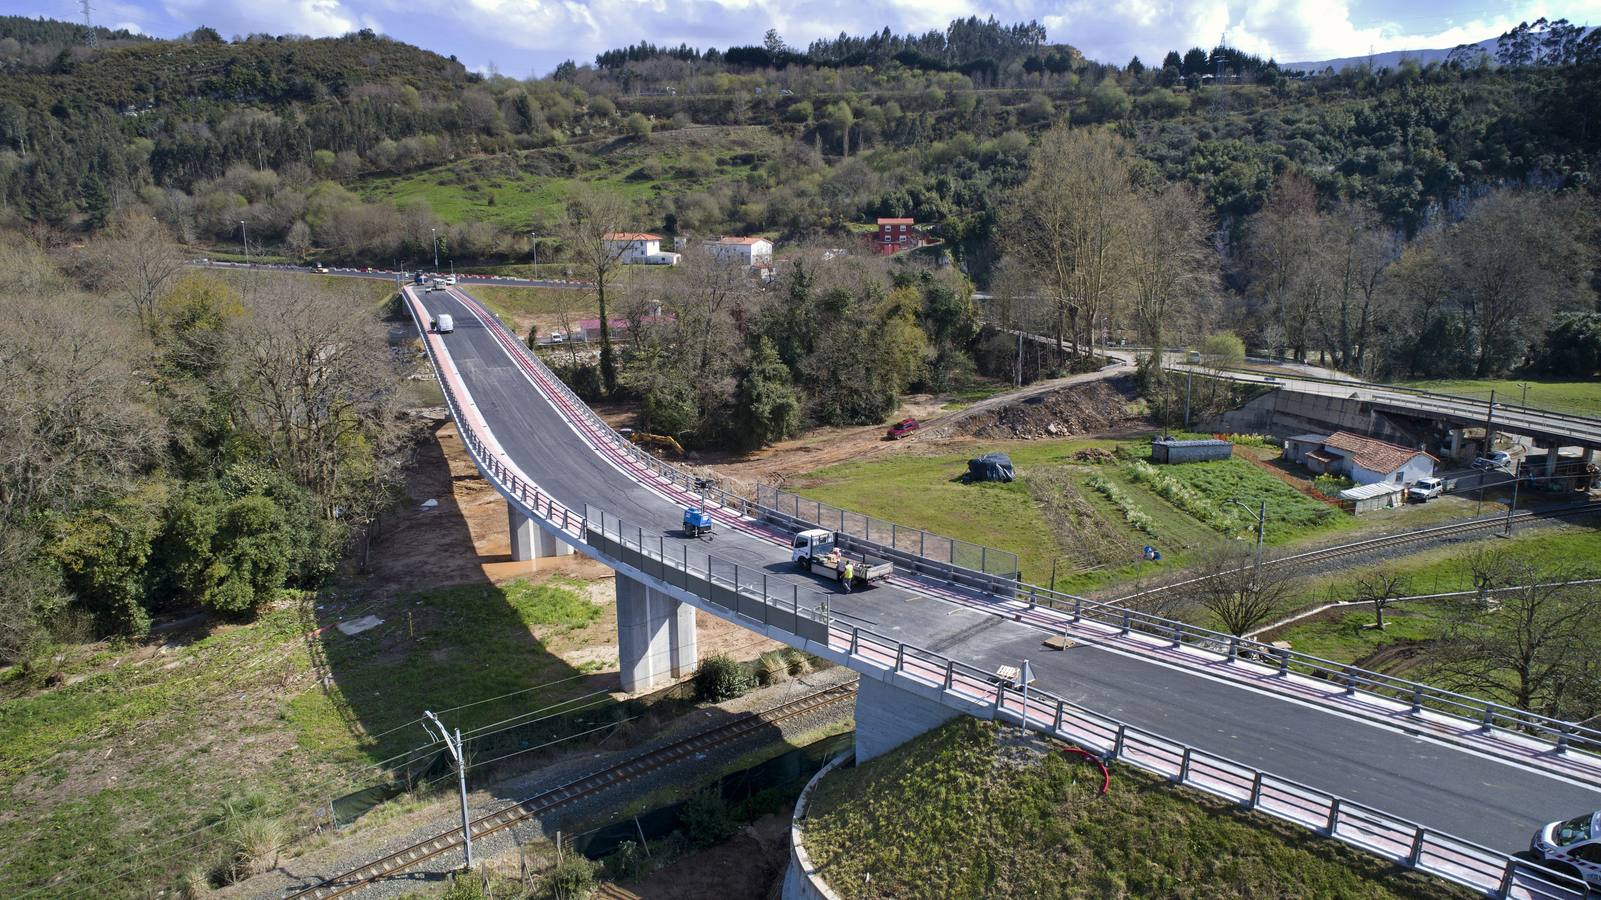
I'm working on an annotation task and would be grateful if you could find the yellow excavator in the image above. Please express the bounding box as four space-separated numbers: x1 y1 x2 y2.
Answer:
627 431 685 458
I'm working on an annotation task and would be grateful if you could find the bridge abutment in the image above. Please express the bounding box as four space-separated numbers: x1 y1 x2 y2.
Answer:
616 575 698 692
853 674 964 763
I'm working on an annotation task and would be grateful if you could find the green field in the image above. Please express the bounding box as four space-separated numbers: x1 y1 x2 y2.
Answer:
0 574 610 896
791 440 1353 591
466 284 598 325
357 126 783 228
1271 525 1601 665
1402 378 1601 418
804 717 1466 899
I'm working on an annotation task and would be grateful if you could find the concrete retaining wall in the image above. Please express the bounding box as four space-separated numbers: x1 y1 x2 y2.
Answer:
853 672 964 763
1206 389 1420 447
781 752 853 900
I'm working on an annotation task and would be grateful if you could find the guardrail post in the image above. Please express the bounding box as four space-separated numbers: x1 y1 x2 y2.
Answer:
1325 798 1342 834
1120 610 1131 635
1177 748 1192 783
919 531 925 557
1073 596 1083 622
792 584 798 616
1228 636 1239 661
1344 667 1357 695
1248 771 1263 809
1406 827 1425 867
1052 700 1064 733
894 644 905 671
943 660 954 691
1557 724 1572 752
1497 860 1516 898
1170 624 1182 648
1410 684 1423 713
1277 649 1290 677
1481 703 1495 728
849 628 860 655
1112 724 1126 758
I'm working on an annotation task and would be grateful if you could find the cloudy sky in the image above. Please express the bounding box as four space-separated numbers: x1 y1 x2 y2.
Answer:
17 0 1601 76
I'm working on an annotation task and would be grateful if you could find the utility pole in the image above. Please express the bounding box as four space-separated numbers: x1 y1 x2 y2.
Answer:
423 711 473 870
1226 498 1267 587
1015 330 1024 388
530 231 539 279
239 220 249 266
80 0 97 48
432 228 439 271
1184 368 1194 429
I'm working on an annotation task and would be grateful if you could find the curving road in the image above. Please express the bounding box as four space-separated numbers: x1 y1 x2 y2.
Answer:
415 285 1601 853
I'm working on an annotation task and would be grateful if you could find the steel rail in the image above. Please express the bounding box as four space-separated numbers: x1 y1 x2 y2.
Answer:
285 684 857 899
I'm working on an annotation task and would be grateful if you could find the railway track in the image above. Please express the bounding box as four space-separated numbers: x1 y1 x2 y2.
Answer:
1117 502 1601 606
286 683 857 899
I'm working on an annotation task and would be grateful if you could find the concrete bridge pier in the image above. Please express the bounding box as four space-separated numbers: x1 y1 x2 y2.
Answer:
508 501 574 561
616 575 698 693
1448 428 1463 460
853 674 965 763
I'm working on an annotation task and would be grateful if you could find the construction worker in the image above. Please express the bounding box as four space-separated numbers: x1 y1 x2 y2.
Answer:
842 560 854 593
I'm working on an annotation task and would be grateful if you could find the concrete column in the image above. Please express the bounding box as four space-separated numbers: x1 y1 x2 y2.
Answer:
534 524 574 558
853 675 962 764
1448 428 1463 460
669 600 698 679
1586 449 1598 467
508 503 535 562
616 576 697 693
1546 446 1561 478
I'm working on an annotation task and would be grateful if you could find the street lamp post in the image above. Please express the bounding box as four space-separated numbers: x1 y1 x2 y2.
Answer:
239 220 248 266
432 228 439 271
423 710 473 870
1019 659 1035 734
1225 498 1267 586
530 231 538 279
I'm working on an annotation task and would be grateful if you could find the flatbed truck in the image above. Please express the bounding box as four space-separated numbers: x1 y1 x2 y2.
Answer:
791 528 892 588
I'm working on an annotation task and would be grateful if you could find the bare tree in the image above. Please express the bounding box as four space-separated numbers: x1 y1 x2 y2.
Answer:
1129 180 1215 381
1244 175 1324 362
1316 202 1394 374
92 213 187 333
230 276 402 512
1447 191 1596 377
1436 563 1597 719
1191 546 1297 637
1351 570 1407 629
559 190 636 395
1000 126 1132 362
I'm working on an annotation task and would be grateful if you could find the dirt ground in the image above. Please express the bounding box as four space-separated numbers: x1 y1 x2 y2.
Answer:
596 810 794 900
704 367 1139 488
379 414 784 672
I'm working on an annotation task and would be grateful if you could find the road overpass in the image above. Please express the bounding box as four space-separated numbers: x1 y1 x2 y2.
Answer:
409 285 1598 898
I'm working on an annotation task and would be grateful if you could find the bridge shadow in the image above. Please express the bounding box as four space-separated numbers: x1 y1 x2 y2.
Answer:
299 418 600 818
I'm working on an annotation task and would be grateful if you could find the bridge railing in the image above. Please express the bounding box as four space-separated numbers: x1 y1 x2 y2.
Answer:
578 507 1585 900
433 287 1601 758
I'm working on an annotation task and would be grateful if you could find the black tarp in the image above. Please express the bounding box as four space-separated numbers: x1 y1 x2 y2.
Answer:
966 452 1015 483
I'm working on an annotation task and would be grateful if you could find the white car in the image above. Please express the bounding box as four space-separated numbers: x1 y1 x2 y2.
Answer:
444 275 457 285
1529 811 1601 890
1406 477 1443 502
1473 450 1514 471
548 330 565 343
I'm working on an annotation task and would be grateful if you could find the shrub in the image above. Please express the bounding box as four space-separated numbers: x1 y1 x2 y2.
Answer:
440 871 487 900
1311 474 1355 499
755 650 789 686
693 654 754 702
604 840 648 881
1124 461 1236 532
680 787 738 847
780 647 812 677
542 856 599 900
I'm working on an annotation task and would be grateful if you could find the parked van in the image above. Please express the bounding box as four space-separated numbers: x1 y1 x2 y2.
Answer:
435 314 454 334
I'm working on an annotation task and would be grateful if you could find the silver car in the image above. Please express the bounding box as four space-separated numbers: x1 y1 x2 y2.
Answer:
1530 811 1601 890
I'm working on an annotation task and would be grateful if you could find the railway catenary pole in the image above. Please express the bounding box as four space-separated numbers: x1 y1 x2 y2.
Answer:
423 711 473 870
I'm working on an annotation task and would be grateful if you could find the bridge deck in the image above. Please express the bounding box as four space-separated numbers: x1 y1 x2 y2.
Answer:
417 287 1601 852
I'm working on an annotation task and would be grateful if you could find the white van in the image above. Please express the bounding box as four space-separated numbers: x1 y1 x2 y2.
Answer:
435 314 454 334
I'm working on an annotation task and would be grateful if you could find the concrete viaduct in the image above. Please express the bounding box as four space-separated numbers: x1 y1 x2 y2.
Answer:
408 285 1600 897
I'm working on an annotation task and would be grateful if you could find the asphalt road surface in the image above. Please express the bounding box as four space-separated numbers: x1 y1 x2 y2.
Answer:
417 285 1601 853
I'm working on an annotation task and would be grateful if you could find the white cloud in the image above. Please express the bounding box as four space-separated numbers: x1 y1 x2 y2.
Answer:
160 0 361 37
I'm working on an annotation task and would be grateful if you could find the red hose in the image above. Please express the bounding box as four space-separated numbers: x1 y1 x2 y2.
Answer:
1061 745 1111 795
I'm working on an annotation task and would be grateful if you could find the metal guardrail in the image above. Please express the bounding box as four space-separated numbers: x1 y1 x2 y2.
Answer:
580 507 1587 900
409 289 1586 899
756 484 1021 578
437 287 1601 759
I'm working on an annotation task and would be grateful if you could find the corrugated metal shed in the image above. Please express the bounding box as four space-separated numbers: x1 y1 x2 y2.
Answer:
1151 437 1233 464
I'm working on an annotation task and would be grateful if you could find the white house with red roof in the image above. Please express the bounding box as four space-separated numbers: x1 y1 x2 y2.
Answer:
702 235 774 267
1284 430 1438 487
602 232 681 265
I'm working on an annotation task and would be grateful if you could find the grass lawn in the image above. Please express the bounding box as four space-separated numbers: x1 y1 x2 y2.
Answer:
1267 524 1601 668
804 717 1467 899
1401 378 1601 417
465 284 597 325
791 439 1355 592
0 574 610 897
357 126 782 228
